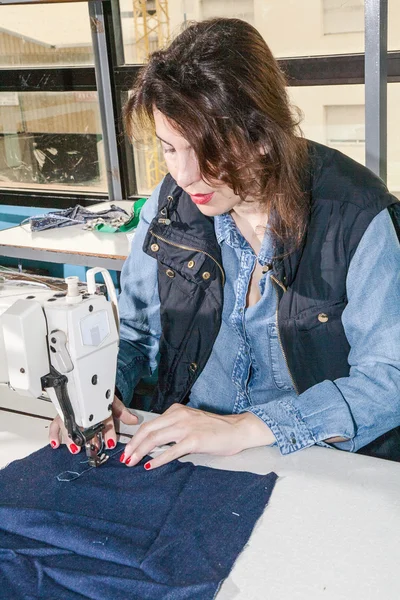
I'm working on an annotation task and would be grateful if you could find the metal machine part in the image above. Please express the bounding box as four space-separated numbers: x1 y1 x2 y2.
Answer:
40 365 108 466
85 434 109 467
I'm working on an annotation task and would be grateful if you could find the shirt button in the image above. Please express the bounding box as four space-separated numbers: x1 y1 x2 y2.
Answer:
189 362 198 372
188 260 195 269
291 437 296 445
318 313 329 323
166 269 175 278
202 271 211 280
151 243 159 252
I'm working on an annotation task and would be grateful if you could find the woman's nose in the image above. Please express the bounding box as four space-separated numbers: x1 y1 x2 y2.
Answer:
176 155 201 189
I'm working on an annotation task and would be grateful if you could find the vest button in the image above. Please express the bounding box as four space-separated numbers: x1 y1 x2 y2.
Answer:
189 362 198 372
202 271 211 280
151 243 159 252
188 260 195 269
318 313 329 323
166 269 175 278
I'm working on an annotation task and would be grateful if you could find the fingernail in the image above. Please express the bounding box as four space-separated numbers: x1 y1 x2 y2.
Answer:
107 439 115 449
70 444 79 454
119 453 125 463
144 462 151 470
125 457 131 465
50 440 57 449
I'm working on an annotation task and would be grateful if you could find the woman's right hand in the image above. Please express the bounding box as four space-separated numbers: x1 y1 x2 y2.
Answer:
48 395 138 454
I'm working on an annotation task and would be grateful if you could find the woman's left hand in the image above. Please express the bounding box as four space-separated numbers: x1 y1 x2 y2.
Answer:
120 403 275 469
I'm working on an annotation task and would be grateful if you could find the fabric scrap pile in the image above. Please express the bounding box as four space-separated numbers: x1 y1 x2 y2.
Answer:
23 199 147 234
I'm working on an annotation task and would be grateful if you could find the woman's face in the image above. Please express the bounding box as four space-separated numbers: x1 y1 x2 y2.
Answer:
153 109 242 217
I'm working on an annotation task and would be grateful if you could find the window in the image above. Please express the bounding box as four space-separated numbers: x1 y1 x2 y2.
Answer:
388 0 400 50
288 85 365 167
133 137 168 195
323 0 364 35
121 0 366 64
200 0 254 23
120 0 171 65
325 105 365 145
0 92 106 192
0 0 397 208
0 3 93 66
388 83 400 200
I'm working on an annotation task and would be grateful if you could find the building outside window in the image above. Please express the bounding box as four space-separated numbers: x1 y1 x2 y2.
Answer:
325 103 365 167
323 0 364 35
0 3 93 67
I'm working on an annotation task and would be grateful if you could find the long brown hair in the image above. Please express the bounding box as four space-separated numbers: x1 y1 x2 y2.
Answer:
124 18 309 246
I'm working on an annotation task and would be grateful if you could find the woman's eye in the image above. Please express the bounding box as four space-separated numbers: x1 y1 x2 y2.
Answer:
162 146 175 155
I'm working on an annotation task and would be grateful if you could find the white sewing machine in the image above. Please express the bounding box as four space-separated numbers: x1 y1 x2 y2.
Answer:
0 268 119 466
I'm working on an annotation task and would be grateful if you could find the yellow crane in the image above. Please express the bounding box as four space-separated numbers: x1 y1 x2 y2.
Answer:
132 0 170 191
133 0 170 63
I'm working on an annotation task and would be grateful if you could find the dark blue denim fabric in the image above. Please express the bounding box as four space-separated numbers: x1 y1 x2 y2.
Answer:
25 204 129 232
0 444 277 600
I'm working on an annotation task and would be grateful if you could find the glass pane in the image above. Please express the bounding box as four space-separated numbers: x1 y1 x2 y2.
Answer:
388 83 400 200
292 83 400 200
120 0 171 64
388 0 400 51
132 132 168 195
288 84 366 167
0 3 93 66
123 87 168 194
0 92 107 193
121 0 365 64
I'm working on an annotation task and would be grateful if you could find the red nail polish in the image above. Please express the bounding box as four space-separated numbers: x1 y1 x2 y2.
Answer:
70 443 78 454
119 453 125 463
107 439 115 449
125 457 131 465
144 462 151 470
50 440 57 449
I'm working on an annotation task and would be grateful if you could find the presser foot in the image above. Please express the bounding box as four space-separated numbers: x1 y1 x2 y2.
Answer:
85 432 109 467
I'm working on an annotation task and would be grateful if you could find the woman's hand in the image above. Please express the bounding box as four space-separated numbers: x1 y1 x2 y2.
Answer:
120 404 275 469
48 395 138 454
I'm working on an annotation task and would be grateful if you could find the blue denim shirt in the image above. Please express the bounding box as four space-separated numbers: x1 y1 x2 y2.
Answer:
117 182 400 455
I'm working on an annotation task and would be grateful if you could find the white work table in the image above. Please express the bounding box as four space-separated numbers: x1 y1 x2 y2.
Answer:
0 201 132 271
1 386 399 600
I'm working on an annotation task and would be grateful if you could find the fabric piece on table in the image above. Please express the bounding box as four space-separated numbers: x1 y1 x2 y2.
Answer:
94 198 147 233
0 444 277 600
25 204 129 232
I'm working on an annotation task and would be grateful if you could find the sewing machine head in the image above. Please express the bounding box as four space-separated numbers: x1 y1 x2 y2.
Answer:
0 269 119 466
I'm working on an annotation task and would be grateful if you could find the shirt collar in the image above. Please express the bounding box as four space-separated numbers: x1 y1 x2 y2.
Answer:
214 212 274 263
214 213 238 246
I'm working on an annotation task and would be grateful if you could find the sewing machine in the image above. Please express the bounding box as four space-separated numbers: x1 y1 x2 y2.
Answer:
0 268 119 466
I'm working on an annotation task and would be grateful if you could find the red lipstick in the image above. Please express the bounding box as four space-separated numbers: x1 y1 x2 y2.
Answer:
189 192 214 205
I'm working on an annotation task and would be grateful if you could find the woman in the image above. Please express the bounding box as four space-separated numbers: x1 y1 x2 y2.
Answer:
50 18 400 465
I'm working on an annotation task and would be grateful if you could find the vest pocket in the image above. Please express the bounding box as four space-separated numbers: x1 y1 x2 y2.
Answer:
157 252 211 295
158 262 199 299
268 323 295 391
293 298 347 331
291 299 350 385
